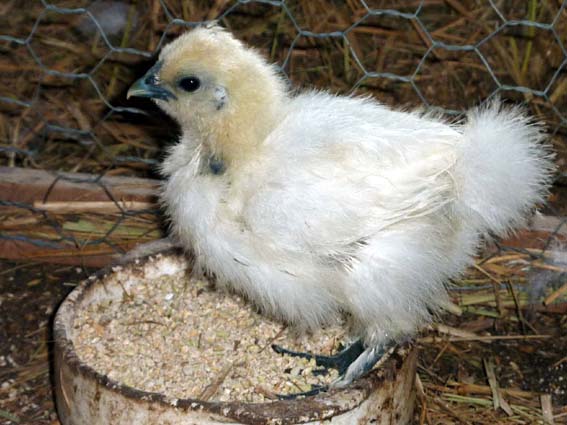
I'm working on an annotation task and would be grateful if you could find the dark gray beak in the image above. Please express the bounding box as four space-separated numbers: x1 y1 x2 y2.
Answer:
127 61 177 101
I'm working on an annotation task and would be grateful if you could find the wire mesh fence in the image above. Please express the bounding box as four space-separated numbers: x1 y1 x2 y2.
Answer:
1 0 566 264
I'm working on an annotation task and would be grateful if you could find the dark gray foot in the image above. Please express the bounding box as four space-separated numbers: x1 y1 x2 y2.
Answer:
272 339 395 397
272 339 364 375
275 385 327 400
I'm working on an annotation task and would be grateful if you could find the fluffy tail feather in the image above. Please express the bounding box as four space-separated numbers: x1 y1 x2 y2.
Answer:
455 100 555 236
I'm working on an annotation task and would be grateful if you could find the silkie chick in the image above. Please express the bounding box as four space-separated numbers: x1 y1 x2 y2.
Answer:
128 25 554 395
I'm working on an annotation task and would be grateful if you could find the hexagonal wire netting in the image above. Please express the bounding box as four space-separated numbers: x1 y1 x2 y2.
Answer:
0 0 566 262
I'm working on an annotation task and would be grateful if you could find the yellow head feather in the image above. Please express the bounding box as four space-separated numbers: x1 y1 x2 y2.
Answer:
156 26 287 167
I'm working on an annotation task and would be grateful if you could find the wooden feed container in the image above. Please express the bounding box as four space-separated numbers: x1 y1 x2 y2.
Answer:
54 253 418 425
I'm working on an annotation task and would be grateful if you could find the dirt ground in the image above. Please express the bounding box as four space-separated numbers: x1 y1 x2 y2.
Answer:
0 262 89 425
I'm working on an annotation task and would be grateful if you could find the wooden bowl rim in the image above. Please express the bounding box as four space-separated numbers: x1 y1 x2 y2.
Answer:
54 251 412 424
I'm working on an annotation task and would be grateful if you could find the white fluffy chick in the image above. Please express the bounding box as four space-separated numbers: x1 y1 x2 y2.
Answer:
128 25 554 393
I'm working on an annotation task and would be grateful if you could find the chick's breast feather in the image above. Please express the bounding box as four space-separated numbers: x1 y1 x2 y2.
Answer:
152 26 554 347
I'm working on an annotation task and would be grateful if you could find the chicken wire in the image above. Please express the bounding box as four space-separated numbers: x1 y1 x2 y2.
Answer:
0 0 566 262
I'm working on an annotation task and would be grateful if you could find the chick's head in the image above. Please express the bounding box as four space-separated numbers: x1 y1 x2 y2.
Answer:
128 26 286 160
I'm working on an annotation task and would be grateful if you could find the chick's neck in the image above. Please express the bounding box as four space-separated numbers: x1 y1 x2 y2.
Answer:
189 77 286 170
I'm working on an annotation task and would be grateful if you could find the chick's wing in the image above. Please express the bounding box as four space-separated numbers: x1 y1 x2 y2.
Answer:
235 94 460 259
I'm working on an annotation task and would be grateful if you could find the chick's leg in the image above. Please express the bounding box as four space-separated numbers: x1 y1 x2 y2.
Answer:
330 342 392 389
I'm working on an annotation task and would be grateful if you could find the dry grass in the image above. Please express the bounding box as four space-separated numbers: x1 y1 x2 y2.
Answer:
415 239 567 424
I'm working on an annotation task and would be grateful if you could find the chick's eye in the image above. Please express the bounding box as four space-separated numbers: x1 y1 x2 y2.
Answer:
178 76 201 92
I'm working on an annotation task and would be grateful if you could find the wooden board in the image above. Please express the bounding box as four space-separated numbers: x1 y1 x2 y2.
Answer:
0 166 159 203
0 167 161 267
